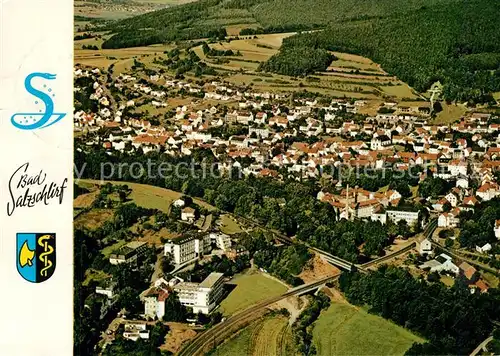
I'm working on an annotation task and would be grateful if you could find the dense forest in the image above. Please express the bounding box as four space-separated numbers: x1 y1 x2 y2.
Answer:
458 198 500 248
340 266 500 355
268 0 500 103
259 47 335 77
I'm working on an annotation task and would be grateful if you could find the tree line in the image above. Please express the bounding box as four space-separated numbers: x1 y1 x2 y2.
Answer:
339 266 500 355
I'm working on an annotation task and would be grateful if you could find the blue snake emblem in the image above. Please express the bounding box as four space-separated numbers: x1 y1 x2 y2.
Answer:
11 72 66 130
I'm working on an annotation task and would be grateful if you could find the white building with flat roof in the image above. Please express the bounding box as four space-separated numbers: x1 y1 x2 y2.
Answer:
386 209 420 226
164 234 211 265
174 272 225 314
123 323 149 341
109 241 148 265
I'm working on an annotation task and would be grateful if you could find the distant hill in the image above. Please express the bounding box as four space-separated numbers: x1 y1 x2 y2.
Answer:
102 0 500 103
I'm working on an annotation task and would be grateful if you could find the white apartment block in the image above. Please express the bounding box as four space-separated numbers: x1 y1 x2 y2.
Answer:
164 234 211 265
95 279 117 299
210 233 232 251
109 241 148 265
174 272 225 314
386 210 420 227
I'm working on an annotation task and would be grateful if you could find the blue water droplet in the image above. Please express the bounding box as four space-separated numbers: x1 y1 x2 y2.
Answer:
39 109 42 112
43 84 47 88
48 88 52 92
52 94 55 97
35 101 38 104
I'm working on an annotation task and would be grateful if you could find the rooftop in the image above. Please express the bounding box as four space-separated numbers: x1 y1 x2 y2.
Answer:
199 272 224 289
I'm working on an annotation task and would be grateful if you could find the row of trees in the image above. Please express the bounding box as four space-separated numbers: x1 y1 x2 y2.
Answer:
292 292 331 355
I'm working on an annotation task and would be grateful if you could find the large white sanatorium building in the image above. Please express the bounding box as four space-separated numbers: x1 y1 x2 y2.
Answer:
174 272 225 314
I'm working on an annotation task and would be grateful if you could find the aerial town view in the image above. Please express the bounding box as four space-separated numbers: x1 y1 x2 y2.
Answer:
73 0 500 355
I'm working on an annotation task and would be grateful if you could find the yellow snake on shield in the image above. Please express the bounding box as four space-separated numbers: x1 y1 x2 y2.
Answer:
38 234 54 277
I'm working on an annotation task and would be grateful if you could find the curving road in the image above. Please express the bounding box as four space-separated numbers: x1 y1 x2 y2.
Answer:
470 336 493 356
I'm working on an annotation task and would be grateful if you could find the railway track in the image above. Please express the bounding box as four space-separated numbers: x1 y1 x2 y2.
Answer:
361 242 416 269
177 274 339 356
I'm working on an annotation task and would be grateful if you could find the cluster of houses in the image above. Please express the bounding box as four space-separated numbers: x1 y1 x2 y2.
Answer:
77 66 499 336
317 187 421 227
75 68 500 190
418 239 490 293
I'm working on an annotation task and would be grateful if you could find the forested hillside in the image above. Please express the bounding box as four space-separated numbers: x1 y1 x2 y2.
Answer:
265 0 500 103
102 0 500 102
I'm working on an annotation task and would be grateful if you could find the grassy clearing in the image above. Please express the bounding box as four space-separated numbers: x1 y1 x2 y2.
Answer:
433 102 467 124
410 186 419 198
134 0 197 4
213 316 290 356
220 271 288 316
482 272 499 288
74 43 174 70
77 179 216 213
329 52 384 72
226 24 260 36
213 321 256 356
440 275 455 287
74 191 99 209
83 268 111 287
219 214 244 235
380 84 419 99
74 208 114 230
313 302 424 356
101 240 127 257
253 317 290 356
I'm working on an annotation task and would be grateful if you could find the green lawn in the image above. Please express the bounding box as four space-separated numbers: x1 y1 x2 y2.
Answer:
220 272 288 316
433 103 467 124
101 240 127 257
82 269 110 287
313 302 424 356
219 214 244 235
77 179 216 213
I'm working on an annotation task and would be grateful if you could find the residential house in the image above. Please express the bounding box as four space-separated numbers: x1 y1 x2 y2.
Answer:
438 209 460 228
495 220 500 239
477 182 500 201
418 238 433 256
181 207 196 222
476 243 492 254
123 323 149 341
420 253 459 274
142 284 169 320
